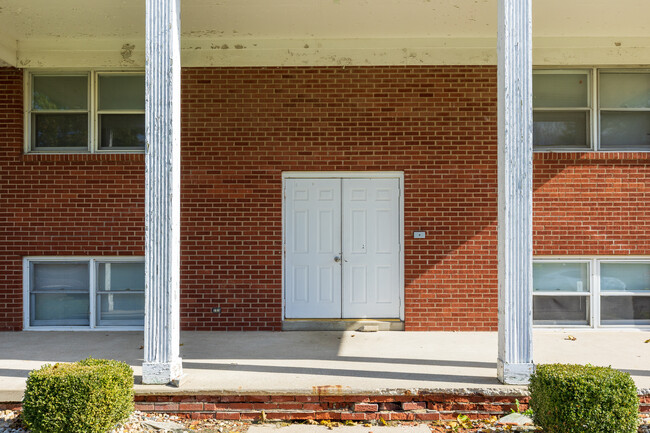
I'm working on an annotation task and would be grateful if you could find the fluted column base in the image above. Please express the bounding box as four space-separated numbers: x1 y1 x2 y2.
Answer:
142 359 183 385
498 360 535 385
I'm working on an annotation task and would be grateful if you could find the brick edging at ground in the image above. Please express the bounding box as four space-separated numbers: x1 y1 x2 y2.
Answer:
4 393 649 421
128 392 650 421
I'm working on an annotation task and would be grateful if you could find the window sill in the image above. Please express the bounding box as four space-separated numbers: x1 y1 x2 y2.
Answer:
23 326 144 331
533 151 650 161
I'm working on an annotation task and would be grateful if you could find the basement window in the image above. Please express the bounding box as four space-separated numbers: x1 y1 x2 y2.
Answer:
533 258 650 328
24 257 144 330
533 68 650 152
27 71 145 153
533 261 590 326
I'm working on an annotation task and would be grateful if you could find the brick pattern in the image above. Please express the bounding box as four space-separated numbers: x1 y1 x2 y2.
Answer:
180 66 499 331
5 393 650 420
1 65 649 331
0 68 145 330
533 152 650 256
131 393 532 421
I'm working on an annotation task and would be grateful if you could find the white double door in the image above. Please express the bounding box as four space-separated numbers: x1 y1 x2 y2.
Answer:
285 177 401 319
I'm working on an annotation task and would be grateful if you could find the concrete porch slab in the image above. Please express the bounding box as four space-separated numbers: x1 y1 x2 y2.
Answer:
1 330 649 402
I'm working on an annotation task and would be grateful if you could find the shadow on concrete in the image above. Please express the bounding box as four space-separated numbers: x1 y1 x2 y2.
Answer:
182 361 500 385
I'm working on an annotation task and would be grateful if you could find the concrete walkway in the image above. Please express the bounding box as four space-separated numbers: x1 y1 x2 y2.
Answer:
1 330 649 401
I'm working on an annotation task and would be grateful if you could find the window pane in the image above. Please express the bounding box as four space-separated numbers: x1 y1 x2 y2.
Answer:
32 263 89 291
533 296 589 325
98 75 145 110
33 76 88 110
97 262 145 292
33 113 88 148
600 72 650 109
600 111 650 149
601 296 650 325
31 293 89 326
533 73 589 108
99 114 145 149
533 111 589 148
96 293 144 326
533 262 590 292
600 263 650 291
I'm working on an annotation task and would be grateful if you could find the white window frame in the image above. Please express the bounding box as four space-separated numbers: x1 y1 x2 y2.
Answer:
532 258 592 328
598 69 650 152
533 69 594 152
23 256 145 331
533 67 650 153
534 256 650 330
24 69 145 154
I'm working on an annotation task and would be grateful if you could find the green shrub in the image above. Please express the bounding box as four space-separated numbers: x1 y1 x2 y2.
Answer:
22 358 134 433
529 363 638 433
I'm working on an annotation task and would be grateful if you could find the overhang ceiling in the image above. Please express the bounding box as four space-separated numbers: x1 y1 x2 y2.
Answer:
1 0 649 68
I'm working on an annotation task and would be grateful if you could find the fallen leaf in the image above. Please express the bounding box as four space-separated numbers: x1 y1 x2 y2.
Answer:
565 335 577 341
645 339 650 343
379 417 387 426
457 414 472 428
138 346 143 350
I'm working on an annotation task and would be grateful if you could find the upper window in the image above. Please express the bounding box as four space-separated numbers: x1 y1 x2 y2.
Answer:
27 71 145 153
533 69 650 152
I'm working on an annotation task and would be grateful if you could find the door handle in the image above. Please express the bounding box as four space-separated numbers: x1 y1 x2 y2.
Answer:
334 256 341 263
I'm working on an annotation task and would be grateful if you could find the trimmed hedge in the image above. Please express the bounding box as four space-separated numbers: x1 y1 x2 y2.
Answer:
22 358 134 433
529 363 638 433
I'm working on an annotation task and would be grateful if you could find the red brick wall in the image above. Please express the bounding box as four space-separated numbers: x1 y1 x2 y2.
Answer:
180 66 499 331
0 67 145 330
533 152 650 255
1 65 649 332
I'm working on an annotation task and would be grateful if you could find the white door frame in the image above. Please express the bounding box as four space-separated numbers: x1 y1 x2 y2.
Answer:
282 172 405 321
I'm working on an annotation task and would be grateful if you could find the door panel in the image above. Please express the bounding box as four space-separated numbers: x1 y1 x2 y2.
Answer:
285 179 342 318
342 178 400 318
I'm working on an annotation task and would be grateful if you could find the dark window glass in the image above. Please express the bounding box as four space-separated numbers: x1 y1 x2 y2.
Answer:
601 296 650 324
533 296 589 325
99 114 145 149
33 113 88 148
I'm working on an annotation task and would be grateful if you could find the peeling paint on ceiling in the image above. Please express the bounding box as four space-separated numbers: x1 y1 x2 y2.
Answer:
1 0 650 68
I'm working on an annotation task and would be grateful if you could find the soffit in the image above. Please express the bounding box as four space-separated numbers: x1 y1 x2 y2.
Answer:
0 0 649 67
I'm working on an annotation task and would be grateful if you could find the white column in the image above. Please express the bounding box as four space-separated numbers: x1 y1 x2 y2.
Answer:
142 0 183 385
496 0 534 385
